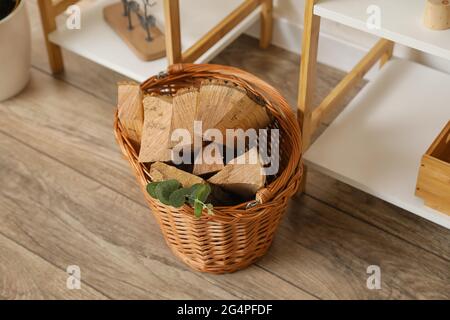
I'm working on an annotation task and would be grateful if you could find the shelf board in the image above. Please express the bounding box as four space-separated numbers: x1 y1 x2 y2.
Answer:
49 0 260 82
304 59 450 229
315 0 450 61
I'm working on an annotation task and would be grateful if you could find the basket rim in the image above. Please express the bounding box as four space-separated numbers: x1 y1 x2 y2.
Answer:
114 63 303 221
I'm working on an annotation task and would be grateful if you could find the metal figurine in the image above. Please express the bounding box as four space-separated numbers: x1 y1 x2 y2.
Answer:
121 0 157 42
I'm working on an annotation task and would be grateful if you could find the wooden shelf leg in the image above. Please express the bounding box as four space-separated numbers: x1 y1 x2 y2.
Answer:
380 40 395 68
298 164 308 194
259 0 273 49
37 0 64 74
163 0 182 65
298 0 320 152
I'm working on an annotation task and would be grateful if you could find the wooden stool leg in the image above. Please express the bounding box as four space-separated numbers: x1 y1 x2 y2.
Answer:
298 0 320 151
380 40 395 68
259 0 273 49
37 0 64 74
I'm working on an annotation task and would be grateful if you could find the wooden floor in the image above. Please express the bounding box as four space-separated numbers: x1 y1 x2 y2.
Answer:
0 2 448 299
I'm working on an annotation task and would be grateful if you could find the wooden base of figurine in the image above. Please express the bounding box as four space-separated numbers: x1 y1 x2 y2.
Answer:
103 2 166 61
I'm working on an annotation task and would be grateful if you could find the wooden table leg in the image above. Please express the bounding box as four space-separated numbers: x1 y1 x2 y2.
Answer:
259 0 273 49
297 0 320 193
298 0 320 152
37 0 64 74
163 0 182 65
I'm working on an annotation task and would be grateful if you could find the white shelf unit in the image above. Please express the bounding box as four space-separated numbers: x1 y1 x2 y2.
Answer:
303 0 450 229
48 0 261 82
314 0 450 60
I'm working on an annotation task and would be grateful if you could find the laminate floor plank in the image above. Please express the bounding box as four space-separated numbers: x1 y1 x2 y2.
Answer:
261 195 450 299
0 130 312 300
305 169 450 261
0 232 107 299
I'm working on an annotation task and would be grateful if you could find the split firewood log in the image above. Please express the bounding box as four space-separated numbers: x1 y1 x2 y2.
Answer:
216 93 271 134
170 88 199 148
138 95 173 163
208 147 266 198
196 80 271 147
150 162 204 188
117 82 143 148
196 80 247 131
193 142 225 176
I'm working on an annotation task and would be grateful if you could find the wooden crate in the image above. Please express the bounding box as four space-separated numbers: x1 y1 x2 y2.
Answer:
416 121 450 215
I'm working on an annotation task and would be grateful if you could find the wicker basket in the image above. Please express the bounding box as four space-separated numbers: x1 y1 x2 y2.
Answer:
114 63 303 274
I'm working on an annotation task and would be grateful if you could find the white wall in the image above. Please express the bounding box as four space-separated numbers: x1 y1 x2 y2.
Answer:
248 0 450 76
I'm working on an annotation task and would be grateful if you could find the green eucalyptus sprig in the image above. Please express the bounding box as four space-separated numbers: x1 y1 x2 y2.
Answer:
146 180 213 218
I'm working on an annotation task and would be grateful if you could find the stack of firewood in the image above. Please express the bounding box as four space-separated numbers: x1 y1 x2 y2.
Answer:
117 80 272 205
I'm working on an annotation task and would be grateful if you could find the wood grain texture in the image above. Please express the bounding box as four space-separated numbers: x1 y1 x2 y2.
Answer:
264 194 450 299
215 93 271 136
259 0 273 49
416 121 450 215
208 148 266 198
37 0 64 74
0 232 106 300
150 162 205 188
193 142 225 176
118 82 143 148
0 129 311 299
298 0 320 151
139 95 173 162
305 168 450 262
0 135 230 299
416 156 450 215
197 81 247 132
163 0 182 64
171 88 198 147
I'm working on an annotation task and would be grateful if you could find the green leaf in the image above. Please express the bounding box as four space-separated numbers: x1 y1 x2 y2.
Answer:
194 200 203 218
191 183 211 203
155 179 181 205
146 182 159 198
168 187 191 208
198 184 211 203
186 184 202 205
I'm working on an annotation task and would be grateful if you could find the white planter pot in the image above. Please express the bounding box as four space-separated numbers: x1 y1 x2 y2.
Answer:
0 0 31 101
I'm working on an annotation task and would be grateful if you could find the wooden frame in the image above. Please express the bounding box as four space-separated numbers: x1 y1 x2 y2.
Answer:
37 0 273 74
298 0 395 151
